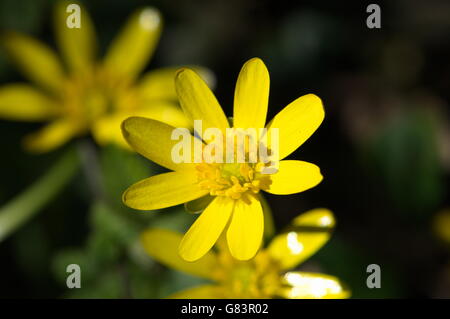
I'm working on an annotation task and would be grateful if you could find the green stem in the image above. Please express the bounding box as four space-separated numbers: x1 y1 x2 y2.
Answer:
0 147 79 242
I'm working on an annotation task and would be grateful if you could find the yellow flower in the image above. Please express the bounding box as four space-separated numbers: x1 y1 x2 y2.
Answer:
433 208 450 244
141 208 350 299
0 1 208 152
122 57 324 261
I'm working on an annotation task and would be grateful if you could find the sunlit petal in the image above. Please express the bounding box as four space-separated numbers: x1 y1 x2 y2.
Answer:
179 196 234 262
227 195 264 260
266 94 324 159
123 170 207 210
268 208 335 270
278 272 350 299
121 116 198 171
266 160 323 195
175 68 229 135
233 58 269 130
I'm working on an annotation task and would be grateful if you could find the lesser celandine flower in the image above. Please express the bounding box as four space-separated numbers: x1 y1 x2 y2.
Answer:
141 208 350 299
122 58 324 262
0 1 209 152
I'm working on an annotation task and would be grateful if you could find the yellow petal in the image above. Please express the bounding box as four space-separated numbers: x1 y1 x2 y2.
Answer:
168 285 222 299
2 32 65 92
103 7 162 81
233 58 269 129
122 170 207 210
266 94 324 159
227 195 263 261
53 1 96 76
266 160 323 195
141 229 219 280
175 68 229 135
179 196 234 262
23 119 78 153
268 208 335 270
93 103 190 148
138 66 215 102
121 116 198 171
0 84 59 121
278 272 350 299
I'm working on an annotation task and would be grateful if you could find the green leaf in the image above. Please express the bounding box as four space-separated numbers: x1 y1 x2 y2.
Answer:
0 147 78 242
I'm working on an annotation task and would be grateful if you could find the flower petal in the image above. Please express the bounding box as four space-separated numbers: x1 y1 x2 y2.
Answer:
266 94 324 159
53 1 96 76
278 272 350 299
266 160 323 195
179 196 234 262
103 7 162 81
227 195 263 260
2 32 65 92
0 84 59 121
93 103 190 148
23 119 78 153
121 116 198 171
268 208 335 270
138 66 215 102
175 68 229 135
141 229 219 280
168 285 223 299
122 170 207 210
233 58 269 130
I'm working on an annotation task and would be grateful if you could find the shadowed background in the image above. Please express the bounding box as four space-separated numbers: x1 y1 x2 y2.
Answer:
0 0 449 298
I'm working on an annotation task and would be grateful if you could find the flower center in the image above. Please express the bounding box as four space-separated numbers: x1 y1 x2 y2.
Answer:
216 250 281 298
62 70 137 130
196 161 272 199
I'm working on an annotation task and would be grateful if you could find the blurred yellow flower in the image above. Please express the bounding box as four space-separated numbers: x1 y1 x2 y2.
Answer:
0 1 206 152
433 208 450 244
122 58 324 262
142 208 349 299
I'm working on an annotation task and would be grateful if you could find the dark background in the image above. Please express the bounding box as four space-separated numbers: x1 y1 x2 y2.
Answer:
0 0 449 298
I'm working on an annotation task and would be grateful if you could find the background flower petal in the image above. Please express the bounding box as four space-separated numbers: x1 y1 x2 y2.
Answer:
102 7 162 82
0 84 59 121
141 228 219 280
266 160 323 195
268 208 335 270
53 1 96 77
23 119 78 153
278 272 350 299
233 57 269 130
168 285 222 299
2 32 65 93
